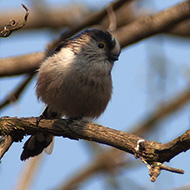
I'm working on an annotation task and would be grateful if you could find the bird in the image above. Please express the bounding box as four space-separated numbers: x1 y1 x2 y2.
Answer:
20 28 121 161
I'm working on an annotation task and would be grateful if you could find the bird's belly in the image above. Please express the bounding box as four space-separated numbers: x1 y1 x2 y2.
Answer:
49 77 112 119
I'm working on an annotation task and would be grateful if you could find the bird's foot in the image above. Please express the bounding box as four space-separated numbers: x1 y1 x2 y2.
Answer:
36 107 49 127
67 115 83 126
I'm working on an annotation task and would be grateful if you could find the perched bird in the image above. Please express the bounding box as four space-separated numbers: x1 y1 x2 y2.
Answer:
20 28 121 161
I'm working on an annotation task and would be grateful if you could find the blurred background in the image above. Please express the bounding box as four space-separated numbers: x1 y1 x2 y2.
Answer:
0 0 190 189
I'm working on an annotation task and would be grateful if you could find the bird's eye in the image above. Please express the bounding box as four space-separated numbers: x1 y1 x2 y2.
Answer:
98 42 106 49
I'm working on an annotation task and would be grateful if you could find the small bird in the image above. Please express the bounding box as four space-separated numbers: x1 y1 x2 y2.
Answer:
20 28 121 161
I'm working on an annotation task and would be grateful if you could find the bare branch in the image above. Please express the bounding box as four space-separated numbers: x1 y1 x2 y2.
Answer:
106 4 117 32
131 89 190 135
0 116 189 181
15 155 43 190
0 135 13 159
1 1 189 77
47 0 131 54
0 1 190 185
0 117 140 155
57 88 190 188
0 52 44 77
112 1 190 47
0 4 29 38
58 149 125 190
135 140 184 182
0 4 93 31
0 73 35 110
169 19 190 37
149 162 184 182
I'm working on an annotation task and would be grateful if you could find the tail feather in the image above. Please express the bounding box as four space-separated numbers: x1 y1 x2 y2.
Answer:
45 136 55 154
20 106 62 161
20 133 53 161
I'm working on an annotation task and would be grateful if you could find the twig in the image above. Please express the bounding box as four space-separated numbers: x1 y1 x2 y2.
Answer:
112 1 190 47
0 4 93 31
106 4 117 32
57 88 190 188
15 155 43 190
169 19 190 37
134 140 184 182
1 1 189 77
0 135 13 160
0 117 189 180
131 89 190 135
149 162 184 182
0 52 44 77
0 86 189 184
0 4 29 37
0 1 189 186
47 0 131 54
59 149 125 190
0 73 35 110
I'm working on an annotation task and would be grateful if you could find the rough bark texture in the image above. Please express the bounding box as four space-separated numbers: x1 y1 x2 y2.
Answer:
0 116 190 166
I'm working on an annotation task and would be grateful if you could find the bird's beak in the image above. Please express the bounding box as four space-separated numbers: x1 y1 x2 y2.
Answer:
108 53 119 61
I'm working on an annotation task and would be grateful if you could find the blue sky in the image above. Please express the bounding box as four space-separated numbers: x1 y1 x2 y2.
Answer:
0 0 190 190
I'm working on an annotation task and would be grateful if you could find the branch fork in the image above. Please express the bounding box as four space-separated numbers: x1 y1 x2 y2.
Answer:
0 116 188 181
134 139 184 181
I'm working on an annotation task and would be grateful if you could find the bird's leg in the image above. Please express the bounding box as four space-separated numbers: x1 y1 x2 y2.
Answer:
67 115 83 126
36 107 48 127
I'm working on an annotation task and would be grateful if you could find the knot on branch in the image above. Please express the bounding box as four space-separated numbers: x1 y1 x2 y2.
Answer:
134 139 184 181
0 116 188 182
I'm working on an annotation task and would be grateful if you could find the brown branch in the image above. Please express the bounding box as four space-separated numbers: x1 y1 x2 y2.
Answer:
131 88 190 135
1 1 189 77
106 4 117 32
0 116 189 181
0 87 189 186
0 73 35 110
47 0 131 54
0 4 93 31
170 185 190 190
0 52 44 77
0 4 29 38
0 0 190 186
0 0 129 76
0 135 13 159
1 2 189 39
58 149 125 190
148 162 184 182
15 155 43 190
112 1 190 47
169 19 190 37
0 117 140 154
57 88 190 189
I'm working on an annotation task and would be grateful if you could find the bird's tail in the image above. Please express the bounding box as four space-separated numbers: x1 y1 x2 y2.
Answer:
20 107 61 161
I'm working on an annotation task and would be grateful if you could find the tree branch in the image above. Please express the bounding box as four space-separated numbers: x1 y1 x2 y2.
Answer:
1 1 190 185
169 19 190 37
1 1 189 77
0 4 92 31
131 88 190 135
0 73 35 110
15 155 43 190
0 4 29 38
0 52 44 77
0 116 189 181
112 0 190 47
148 162 184 182
57 88 190 189
0 135 13 159
47 0 130 54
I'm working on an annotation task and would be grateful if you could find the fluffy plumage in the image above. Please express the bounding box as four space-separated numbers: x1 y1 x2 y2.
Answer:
20 28 121 161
